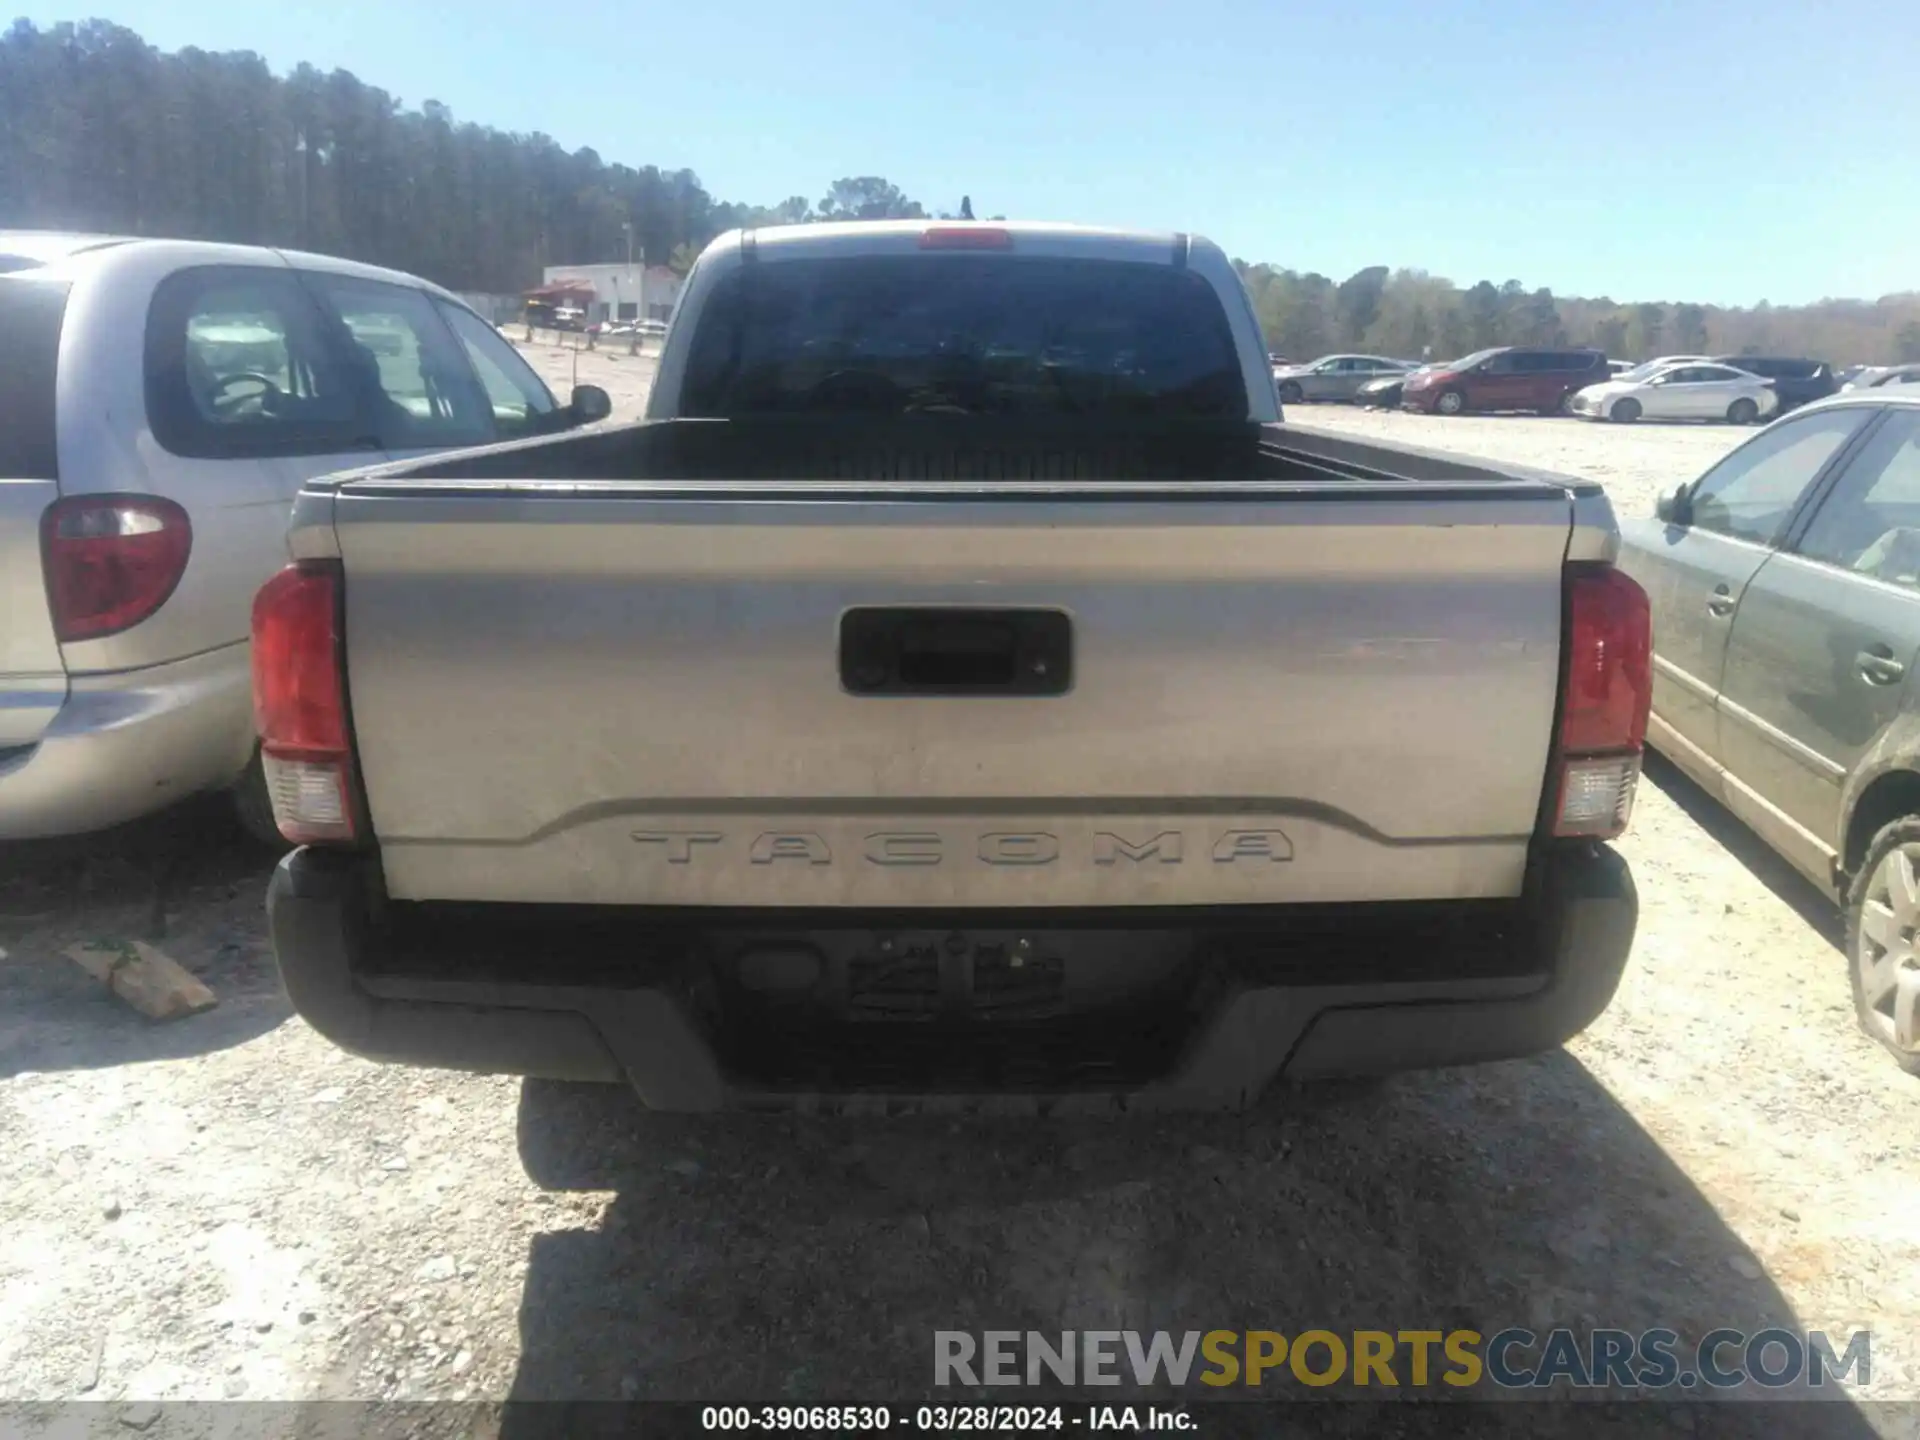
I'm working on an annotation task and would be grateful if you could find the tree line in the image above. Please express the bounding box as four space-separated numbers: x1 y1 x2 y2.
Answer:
0 20 960 291
4 19 1917 365
1243 264 1920 368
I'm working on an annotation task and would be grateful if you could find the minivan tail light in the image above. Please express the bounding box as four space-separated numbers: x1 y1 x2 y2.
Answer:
251 562 358 844
1552 564 1652 840
41 495 192 642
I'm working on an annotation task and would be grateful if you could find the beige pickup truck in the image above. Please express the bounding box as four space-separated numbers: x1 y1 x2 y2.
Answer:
256 220 1650 1112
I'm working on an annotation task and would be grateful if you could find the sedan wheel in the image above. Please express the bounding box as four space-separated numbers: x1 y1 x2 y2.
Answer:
1727 397 1759 424
1278 381 1303 404
1609 397 1641 424
1847 823 1920 1075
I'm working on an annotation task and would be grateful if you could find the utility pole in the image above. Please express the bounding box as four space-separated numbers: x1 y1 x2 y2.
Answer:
623 220 640 354
623 220 635 313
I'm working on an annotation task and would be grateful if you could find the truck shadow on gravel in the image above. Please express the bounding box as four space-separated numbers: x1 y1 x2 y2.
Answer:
0 796 287 1078
1642 752 1843 950
500 1061 1878 1437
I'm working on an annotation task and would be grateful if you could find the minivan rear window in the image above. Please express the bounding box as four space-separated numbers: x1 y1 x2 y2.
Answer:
0 272 69 479
679 255 1248 418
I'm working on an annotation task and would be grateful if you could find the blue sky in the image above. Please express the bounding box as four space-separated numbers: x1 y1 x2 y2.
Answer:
28 0 1917 306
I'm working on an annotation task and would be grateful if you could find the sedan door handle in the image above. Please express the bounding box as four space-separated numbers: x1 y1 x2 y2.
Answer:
1707 584 1737 617
1857 646 1906 686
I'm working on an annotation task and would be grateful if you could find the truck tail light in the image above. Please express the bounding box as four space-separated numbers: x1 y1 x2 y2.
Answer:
919 227 1012 250
1552 563 1652 840
251 562 358 844
41 495 192 642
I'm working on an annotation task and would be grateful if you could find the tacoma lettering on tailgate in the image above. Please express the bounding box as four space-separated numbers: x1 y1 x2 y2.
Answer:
630 829 1295 867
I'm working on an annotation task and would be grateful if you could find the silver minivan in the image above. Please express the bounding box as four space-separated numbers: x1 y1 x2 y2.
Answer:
0 232 610 842
1619 392 1920 1073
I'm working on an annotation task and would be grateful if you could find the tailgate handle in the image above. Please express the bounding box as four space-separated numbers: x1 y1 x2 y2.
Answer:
840 608 1072 696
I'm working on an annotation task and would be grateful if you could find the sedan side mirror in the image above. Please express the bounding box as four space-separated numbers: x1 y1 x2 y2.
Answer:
1656 482 1692 526
569 383 613 425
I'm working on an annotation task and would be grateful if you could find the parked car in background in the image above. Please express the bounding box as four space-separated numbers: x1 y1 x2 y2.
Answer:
1607 360 1634 376
1402 346 1609 415
1617 393 1920 1073
1711 356 1835 412
1270 353 1415 403
1614 355 1713 380
0 230 612 843
1844 365 1920 392
1570 362 1778 425
1356 362 1435 410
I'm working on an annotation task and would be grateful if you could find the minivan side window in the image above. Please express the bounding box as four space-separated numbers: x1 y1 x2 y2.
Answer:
145 267 364 460
302 274 493 449
436 301 559 441
1482 352 1519 374
1687 408 1875 546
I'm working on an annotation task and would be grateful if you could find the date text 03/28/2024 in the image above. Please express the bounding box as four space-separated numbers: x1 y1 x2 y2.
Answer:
701 1407 1188 1432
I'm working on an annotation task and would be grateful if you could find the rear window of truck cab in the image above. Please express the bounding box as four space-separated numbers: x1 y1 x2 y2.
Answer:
678 255 1248 419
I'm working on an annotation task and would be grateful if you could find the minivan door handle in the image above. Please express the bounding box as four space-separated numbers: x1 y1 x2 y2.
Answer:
1857 645 1906 686
1707 584 1737 617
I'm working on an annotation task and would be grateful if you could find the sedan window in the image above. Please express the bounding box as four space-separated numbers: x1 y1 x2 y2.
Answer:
1688 407 1876 546
1796 411 1920 586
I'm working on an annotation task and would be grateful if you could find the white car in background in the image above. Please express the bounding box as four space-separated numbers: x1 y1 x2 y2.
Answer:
0 231 610 843
1569 360 1779 425
1610 355 1712 381
1843 364 1920 392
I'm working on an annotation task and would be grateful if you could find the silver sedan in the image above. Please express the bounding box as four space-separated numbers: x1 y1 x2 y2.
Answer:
1271 354 1416 404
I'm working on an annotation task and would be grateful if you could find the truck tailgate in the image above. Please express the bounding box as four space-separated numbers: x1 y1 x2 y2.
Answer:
327 481 1575 907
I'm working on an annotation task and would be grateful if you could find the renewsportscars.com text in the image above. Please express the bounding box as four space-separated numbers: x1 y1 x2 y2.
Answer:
934 1328 1871 1392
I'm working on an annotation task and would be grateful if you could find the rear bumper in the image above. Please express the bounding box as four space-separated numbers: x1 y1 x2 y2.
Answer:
268 843 1637 1112
0 642 255 839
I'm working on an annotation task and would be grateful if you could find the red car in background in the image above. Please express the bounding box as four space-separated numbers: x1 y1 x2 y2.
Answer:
1402 346 1609 415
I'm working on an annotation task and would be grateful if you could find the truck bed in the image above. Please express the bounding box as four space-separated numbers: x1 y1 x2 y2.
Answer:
325 413 1582 488
291 416 1612 913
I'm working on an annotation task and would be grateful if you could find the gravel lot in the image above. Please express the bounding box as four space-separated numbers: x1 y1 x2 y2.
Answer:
3 360 1915 1435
